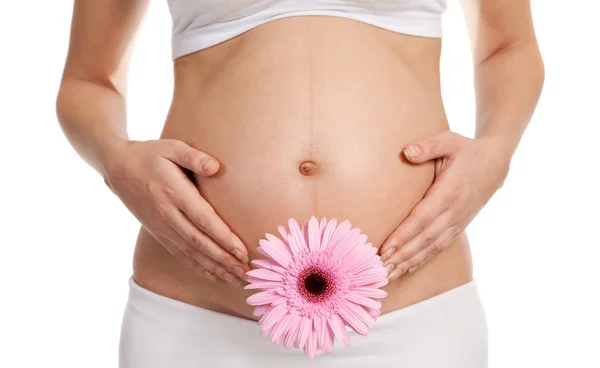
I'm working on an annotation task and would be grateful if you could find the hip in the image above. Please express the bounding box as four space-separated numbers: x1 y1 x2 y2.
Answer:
133 227 472 321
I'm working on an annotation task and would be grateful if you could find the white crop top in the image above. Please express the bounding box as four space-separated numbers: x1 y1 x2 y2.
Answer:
167 0 448 60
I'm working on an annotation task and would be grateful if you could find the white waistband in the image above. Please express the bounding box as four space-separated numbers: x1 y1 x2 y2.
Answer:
121 277 487 367
127 276 479 330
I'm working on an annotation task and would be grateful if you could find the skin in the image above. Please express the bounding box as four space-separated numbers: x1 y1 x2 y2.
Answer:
57 0 543 320
380 0 545 280
56 0 251 285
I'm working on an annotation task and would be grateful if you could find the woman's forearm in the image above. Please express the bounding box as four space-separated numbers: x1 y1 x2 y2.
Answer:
56 0 149 179
380 40 544 276
56 76 129 178
473 41 545 160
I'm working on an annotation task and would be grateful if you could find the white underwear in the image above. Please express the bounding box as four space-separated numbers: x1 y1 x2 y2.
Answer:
119 277 488 368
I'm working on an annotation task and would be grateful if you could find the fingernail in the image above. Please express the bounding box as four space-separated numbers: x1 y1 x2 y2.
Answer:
385 263 395 274
233 266 246 279
387 267 403 281
408 266 418 274
233 249 249 264
380 248 395 262
404 145 421 159
202 159 217 172
203 271 216 282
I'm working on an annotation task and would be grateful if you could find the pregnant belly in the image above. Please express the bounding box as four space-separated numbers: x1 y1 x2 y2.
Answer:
133 16 473 320
187 112 441 264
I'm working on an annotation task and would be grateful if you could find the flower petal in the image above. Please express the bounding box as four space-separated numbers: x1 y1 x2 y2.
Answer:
320 218 338 250
345 292 382 310
330 228 362 260
308 216 321 253
327 220 352 252
298 316 311 350
288 218 307 254
337 230 366 260
324 322 335 353
246 291 283 306
273 287 286 297
341 246 376 273
350 267 388 287
302 222 310 254
272 309 296 344
305 327 317 359
327 313 350 347
364 278 389 288
259 239 292 267
260 303 288 336
251 259 286 274
319 217 327 234
277 225 289 240
355 266 388 278
246 268 283 281
244 281 281 290
271 296 287 306
338 303 369 337
351 287 388 299
344 251 380 275
252 304 270 317
266 233 293 259
368 308 382 318
284 312 302 349
256 247 269 258
316 315 326 349
347 302 376 328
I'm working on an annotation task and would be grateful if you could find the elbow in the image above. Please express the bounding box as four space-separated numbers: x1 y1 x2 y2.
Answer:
55 77 76 134
538 53 546 89
532 46 546 99
55 79 68 130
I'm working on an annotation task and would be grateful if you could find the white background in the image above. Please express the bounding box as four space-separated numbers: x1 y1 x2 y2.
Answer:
1 1 599 367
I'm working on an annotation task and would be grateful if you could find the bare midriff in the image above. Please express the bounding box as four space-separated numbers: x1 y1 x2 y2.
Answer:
133 16 473 320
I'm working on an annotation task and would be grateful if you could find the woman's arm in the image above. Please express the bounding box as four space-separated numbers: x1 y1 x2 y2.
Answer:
379 0 545 279
56 0 146 177
465 0 545 157
56 0 250 284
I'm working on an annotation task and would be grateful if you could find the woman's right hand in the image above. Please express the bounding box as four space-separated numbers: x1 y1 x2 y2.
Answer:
102 139 250 285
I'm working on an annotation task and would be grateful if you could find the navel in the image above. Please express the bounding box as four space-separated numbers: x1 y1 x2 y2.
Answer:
299 160 319 176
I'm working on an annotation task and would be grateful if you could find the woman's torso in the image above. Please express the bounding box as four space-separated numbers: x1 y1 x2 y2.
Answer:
133 15 472 320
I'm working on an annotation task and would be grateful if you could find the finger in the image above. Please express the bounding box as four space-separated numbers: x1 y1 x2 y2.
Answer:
162 231 244 286
400 227 457 276
385 210 455 280
380 188 448 263
162 139 220 177
407 230 458 274
173 182 250 265
157 235 217 282
169 208 249 276
402 131 458 164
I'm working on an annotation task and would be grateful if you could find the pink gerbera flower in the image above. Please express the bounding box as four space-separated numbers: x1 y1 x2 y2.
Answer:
245 216 389 359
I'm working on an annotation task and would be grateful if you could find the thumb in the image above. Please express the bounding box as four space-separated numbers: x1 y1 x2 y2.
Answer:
402 131 457 164
165 140 220 176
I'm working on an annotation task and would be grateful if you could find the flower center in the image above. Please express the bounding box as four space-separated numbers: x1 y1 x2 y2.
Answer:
297 267 335 303
304 273 327 295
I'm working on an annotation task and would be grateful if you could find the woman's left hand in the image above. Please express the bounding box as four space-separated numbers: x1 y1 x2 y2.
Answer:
380 131 511 281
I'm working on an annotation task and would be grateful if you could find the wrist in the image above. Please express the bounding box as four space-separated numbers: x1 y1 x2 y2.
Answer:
97 138 133 190
477 133 514 154
474 135 513 180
